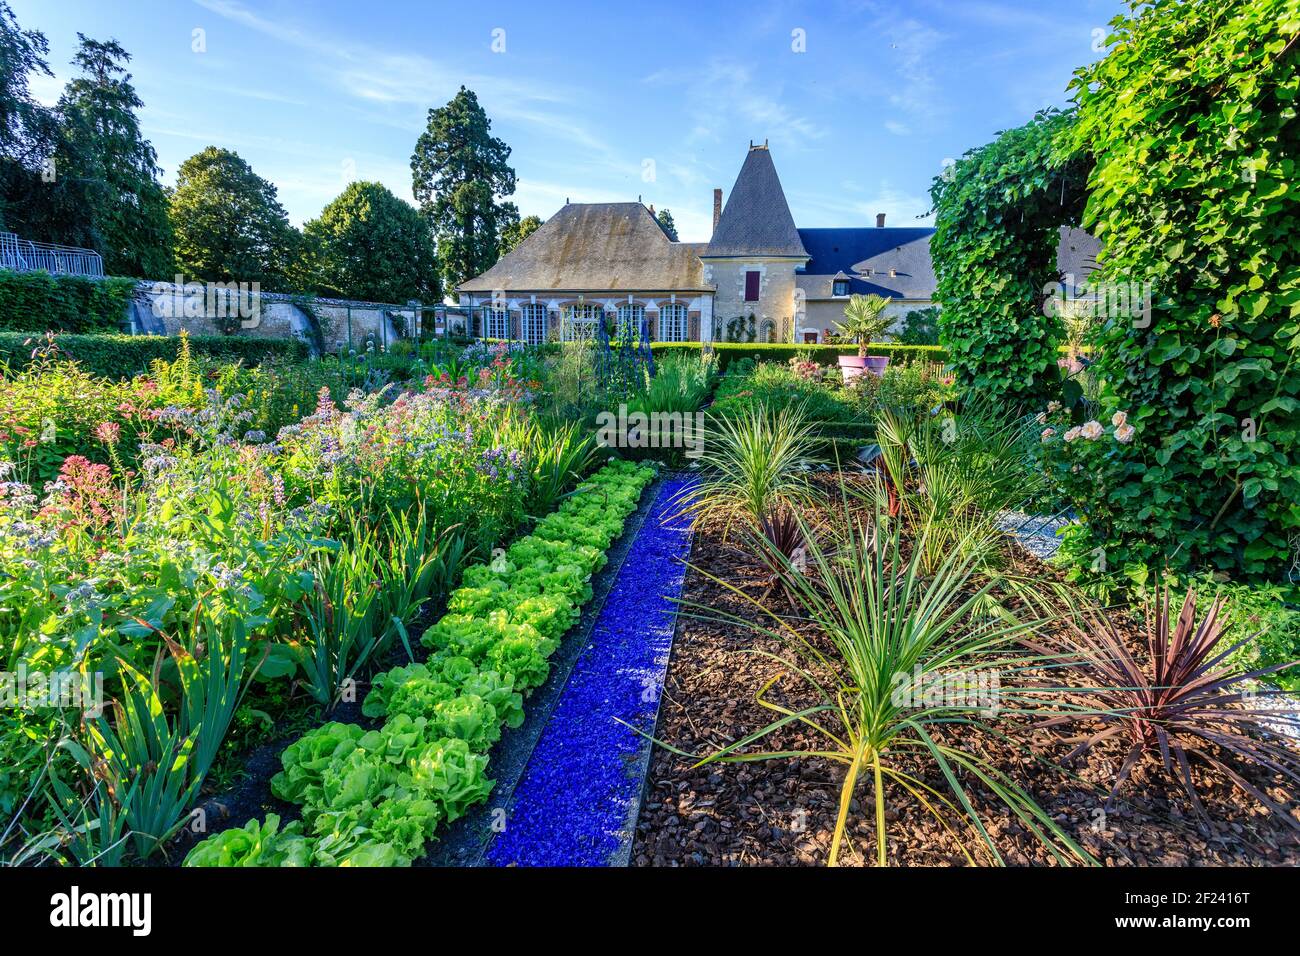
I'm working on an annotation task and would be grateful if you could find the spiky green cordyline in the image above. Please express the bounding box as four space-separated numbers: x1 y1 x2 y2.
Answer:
671 400 821 536
676 508 1095 867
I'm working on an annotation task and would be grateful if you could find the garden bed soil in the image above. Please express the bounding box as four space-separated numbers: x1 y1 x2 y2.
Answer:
632 510 1300 867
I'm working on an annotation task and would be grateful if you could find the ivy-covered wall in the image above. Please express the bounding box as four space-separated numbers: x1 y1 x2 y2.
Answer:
1064 0 1300 580
928 109 1091 410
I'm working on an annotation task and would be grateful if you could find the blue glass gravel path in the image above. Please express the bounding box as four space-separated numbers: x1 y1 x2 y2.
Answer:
485 476 694 866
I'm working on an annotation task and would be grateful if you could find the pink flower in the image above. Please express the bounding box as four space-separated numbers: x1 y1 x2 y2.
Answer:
1035 412 1048 424
1040 427 1055 442
1111 410 1128 428
1064 427 1082 443
94 421 120 445
1115 423 1135 443
1080 420 1104 440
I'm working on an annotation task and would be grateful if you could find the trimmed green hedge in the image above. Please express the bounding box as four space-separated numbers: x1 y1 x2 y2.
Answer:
0 332 309 379
0 270 137 334
651 342 948 371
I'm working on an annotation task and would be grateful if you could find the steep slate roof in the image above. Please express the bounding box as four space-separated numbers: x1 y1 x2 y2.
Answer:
796 225 1103 300
458 202 709 293
797 227 937 299
703 147 808 258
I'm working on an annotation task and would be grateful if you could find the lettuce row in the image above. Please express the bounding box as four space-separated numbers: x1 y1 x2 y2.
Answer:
184 460 655 867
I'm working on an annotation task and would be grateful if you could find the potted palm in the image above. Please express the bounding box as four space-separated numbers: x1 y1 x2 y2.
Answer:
834 293 894 380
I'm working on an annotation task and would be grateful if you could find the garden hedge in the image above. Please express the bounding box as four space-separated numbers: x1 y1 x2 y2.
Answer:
0 332 309 378
0 270 137 334
650 342 948 371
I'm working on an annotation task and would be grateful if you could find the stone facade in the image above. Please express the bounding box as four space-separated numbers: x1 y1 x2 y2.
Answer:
703 257 805 343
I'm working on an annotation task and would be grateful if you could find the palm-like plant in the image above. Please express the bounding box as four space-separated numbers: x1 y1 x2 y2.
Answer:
673 401 820 535
678 506 1093 866
1030 587 1300 826
834 293 894 357
868 400 1038 575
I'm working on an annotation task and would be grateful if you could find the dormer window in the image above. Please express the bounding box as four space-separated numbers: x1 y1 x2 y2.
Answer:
832 278 850 297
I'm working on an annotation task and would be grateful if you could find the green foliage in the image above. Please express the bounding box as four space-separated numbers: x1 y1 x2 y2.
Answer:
296 181 438 303
54 36 173 278
170 146 299 290
0 331 308 379
897 306 941 345
928 108 1091 408
498 213 541 257
655 208 678 241
1205 579 1300 693
411 87 517 291
181 814 311 867
709 360 866 439
833 293 894 357
649 341 948 371
186 460 655 867
0 270 134 332
1062 0 1300 580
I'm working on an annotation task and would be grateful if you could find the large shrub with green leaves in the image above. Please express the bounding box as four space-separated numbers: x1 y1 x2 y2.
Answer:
1062 0 1300 580
928 109 1091 409
0 271 136 333
0 331 308 379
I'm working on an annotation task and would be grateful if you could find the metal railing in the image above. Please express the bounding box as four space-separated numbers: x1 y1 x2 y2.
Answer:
0 232 104 278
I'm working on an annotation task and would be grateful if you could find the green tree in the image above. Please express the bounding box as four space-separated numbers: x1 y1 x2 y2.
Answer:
297 181 438 303
656 207 678 241
498 213 541 257
410 86 517 291
0 2 68 238
55 36 172 278
170 146 298 290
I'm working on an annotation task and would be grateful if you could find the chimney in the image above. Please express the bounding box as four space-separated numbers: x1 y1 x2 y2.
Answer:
713 188 723 232
876 213 886 228
649 204 655 215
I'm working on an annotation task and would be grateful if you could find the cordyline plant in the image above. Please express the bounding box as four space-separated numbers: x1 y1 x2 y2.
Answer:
668 506 1094 866
1029 587 1300 828
671 400 820 536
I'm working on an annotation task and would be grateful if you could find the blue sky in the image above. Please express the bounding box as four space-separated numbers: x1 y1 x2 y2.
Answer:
17 0 1123 241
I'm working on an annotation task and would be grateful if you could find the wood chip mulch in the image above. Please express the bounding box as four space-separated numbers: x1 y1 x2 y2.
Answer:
632 512 1300 867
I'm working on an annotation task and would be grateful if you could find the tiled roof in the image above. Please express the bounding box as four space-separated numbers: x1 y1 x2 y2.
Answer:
458 203 709 293
703 147 808 258
797 225 1103 301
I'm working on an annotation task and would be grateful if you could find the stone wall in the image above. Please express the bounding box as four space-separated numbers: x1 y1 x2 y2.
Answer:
702 258 802 343
126 281 420 355
798 298 935 343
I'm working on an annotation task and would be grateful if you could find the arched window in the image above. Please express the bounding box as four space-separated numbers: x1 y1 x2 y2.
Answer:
563 304 603 341
658 303 687 342
616 303 645 340
482 306 509 340
521 303 548 344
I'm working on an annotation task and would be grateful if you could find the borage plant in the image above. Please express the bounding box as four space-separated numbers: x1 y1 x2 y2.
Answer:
675 504 1093 866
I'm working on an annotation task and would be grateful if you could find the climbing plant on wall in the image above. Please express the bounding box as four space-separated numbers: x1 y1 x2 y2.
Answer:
928 108 1092 408
1061 0 1300 581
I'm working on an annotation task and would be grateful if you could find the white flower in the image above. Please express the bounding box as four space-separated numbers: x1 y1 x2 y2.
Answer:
1040 427 1055 442
1115 423 1135 443
1064 426 1082 443
1047 401 1062 413
1081 420 1104 440
1111 410 1128 427
1036 412 1048 425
